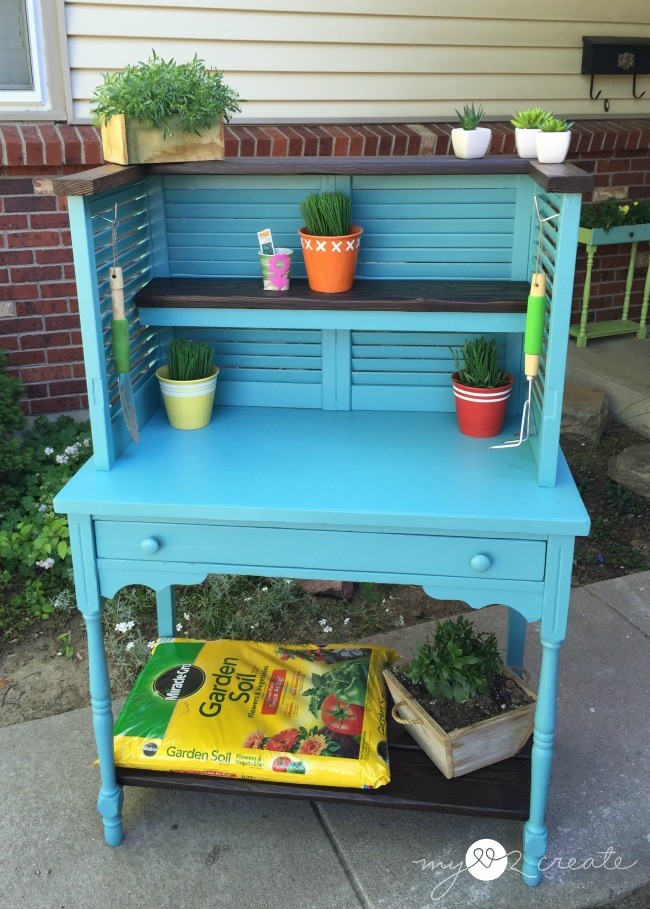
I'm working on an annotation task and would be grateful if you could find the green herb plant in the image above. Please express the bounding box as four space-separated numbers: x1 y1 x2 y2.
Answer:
400 616 503 703
451 337 509 388
455 103 485 131
90 51 241 138
168 339 214 381
539 116 573 133
300 192 352 237
580 198 650 231
511 108 551 129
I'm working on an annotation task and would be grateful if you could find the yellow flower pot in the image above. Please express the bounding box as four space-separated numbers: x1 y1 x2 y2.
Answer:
156 365 219 430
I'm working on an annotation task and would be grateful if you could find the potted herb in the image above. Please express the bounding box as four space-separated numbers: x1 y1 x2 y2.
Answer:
298 191 363 293
384 617 536 779
535 116 573 164
451 104 492 160
450 337 514 438
156 339 219 430
510 108 552 159
90 51 241 165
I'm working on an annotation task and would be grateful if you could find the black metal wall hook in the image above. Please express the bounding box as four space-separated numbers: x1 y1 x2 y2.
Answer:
632 73 646 99
589 74 610 112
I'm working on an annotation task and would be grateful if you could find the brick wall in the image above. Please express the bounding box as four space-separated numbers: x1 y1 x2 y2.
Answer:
1 119 648 417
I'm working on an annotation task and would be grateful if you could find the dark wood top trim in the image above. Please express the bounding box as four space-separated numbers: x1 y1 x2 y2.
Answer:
51 164 146 196
135 277 529 313
52 156 592 196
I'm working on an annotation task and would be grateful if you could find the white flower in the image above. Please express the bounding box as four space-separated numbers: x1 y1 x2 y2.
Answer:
44 447 54 455
183 613 190 622
343 617 350 626
83 438 91 447
55 454 68 464
176 623 183 632
284 579 292 585
125 642 135 652
396 615 405 627
38 504 47 512
114 620 135 634
261 586 268 592
147 641 156 650
244 597 252 602
318 619 327 627
250 623 259 630
65 445 79 455
322 625 333 634
36 558 55 570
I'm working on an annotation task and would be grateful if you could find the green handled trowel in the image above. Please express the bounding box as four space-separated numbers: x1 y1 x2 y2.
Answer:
110 266 139 444
492 272 545 449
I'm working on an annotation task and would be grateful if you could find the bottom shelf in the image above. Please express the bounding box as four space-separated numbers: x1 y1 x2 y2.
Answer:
569 318 641 342
115 720 532 821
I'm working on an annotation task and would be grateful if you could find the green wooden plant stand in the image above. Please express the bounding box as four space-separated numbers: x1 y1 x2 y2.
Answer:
570 223 650 348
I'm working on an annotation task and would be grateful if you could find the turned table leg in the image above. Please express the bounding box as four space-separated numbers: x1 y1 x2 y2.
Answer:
638 246 650 341
69 514 124 846
622 241 638 323
576 244 597 349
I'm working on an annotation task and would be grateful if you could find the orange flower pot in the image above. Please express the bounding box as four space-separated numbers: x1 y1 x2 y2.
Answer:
298 225 363 293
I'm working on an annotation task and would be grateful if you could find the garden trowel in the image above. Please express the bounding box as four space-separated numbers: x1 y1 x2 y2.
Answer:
110 266 139 444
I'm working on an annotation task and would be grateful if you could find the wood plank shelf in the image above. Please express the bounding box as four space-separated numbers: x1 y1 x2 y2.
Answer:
115 721 532 821
135 277 530 313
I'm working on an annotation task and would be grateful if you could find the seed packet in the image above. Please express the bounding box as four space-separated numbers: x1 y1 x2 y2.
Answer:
113 639 400 789
257 228 275 255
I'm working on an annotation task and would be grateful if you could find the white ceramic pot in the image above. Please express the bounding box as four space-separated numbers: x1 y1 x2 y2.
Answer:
451 127 492 160
536 131 571 164
515 127 542 159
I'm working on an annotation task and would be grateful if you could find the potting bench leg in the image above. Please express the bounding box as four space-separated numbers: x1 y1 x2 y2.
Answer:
156 585 177 637
622 241 638 322
522 535 573 885
506 606 527 671
638 248 650 341
69 514 124 846
576 244 597 348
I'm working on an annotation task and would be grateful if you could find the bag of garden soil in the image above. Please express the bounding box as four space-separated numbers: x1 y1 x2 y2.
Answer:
113 639 400 789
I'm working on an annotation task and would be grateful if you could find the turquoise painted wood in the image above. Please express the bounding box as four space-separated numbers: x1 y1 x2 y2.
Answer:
54 162 590 887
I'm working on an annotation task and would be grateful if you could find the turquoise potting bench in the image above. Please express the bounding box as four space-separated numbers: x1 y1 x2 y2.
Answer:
570 222 650 347
53 156 591 887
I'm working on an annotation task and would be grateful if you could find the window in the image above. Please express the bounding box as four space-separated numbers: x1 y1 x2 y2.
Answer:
0 0 71 119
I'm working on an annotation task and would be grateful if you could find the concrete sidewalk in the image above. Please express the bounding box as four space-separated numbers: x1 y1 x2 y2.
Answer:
1 574 648 909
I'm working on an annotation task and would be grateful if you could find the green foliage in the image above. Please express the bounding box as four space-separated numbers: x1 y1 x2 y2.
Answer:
511 108 552 129
0 349 31 514
168 339 214 381
455 103 485 130
299 192 352 237
580 198 650 231
401 616 503 703
90 50 241 137
539 116 573 133
451 337 509 388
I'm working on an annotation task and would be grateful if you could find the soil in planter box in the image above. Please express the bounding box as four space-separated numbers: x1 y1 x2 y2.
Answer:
394 671 535 734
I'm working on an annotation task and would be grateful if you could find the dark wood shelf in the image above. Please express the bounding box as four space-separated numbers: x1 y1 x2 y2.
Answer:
135 277 530 313
116 721 532 820
53 156 592 196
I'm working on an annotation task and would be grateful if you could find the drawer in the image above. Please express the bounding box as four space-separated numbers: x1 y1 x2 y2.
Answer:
94 522 546 582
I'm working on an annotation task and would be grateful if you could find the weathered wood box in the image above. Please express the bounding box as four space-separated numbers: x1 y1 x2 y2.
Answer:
100 114 225 165
384 667 537 779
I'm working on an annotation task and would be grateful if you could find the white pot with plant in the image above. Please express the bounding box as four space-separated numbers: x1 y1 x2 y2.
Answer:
156 339 219 431
451 104 492 159
535 117 573 164
384 616 536 779
90 51 241 165
511 108 552 159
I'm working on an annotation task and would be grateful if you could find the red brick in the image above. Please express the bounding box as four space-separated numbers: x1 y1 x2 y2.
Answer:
39 125 64 166
0 334 20 350
29 212 70 229
0 283 38 301
20 330 69 349
3 194 57 213
47 378 87 395
35 248 73 265
30 395 85 414
234 127 255 157
21 364 73 383
40 281 78 299
6 348 43 366
0 268 8 284
9 316 44 334
224 128 239 157
0 126 24 165
244 126 272 156
301 127 319 157
8 230 60 248
355 125 380 156
72 362 86 377
282 126 306 157
0 177 34 194
0 213 28 231
16 299 69 316
20 126 46 166
43 314 80 331
10 264 63 284
46 345 83 364
0 249 33 265
308 126 334 156
23 382 49 399
63 264 76 279
56 126 83 165
70 330 82 346
262 126 289 157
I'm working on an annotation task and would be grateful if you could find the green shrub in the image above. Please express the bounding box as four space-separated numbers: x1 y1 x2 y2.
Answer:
0 349 31 514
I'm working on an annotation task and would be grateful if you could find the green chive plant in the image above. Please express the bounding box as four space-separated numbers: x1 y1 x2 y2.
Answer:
455 103 485 130
539 116 573 133
168 339 214 381
90 51 241 138
451 337 509 388
300 192 352 236
401 616 503 704
511 108 552 129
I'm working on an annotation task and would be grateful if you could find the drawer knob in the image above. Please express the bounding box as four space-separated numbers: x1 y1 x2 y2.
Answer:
141 537 160 555
470 553 492 572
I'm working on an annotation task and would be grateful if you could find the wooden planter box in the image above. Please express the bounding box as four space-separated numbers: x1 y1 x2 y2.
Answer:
384 667 536 779
100 114 225 165
578 223 650 247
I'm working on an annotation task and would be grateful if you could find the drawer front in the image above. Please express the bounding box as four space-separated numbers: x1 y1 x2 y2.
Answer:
94 522 546 582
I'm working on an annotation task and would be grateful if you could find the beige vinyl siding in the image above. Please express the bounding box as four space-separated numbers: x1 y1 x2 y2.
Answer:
65 0 650 122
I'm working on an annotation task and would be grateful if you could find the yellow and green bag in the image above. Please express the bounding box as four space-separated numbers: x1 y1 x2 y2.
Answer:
113 639 399 789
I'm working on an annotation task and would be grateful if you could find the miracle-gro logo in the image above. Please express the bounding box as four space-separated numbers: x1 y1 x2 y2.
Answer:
154 663 206 701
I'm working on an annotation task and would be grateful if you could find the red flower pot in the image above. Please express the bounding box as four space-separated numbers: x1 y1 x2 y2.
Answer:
451 372 515 438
